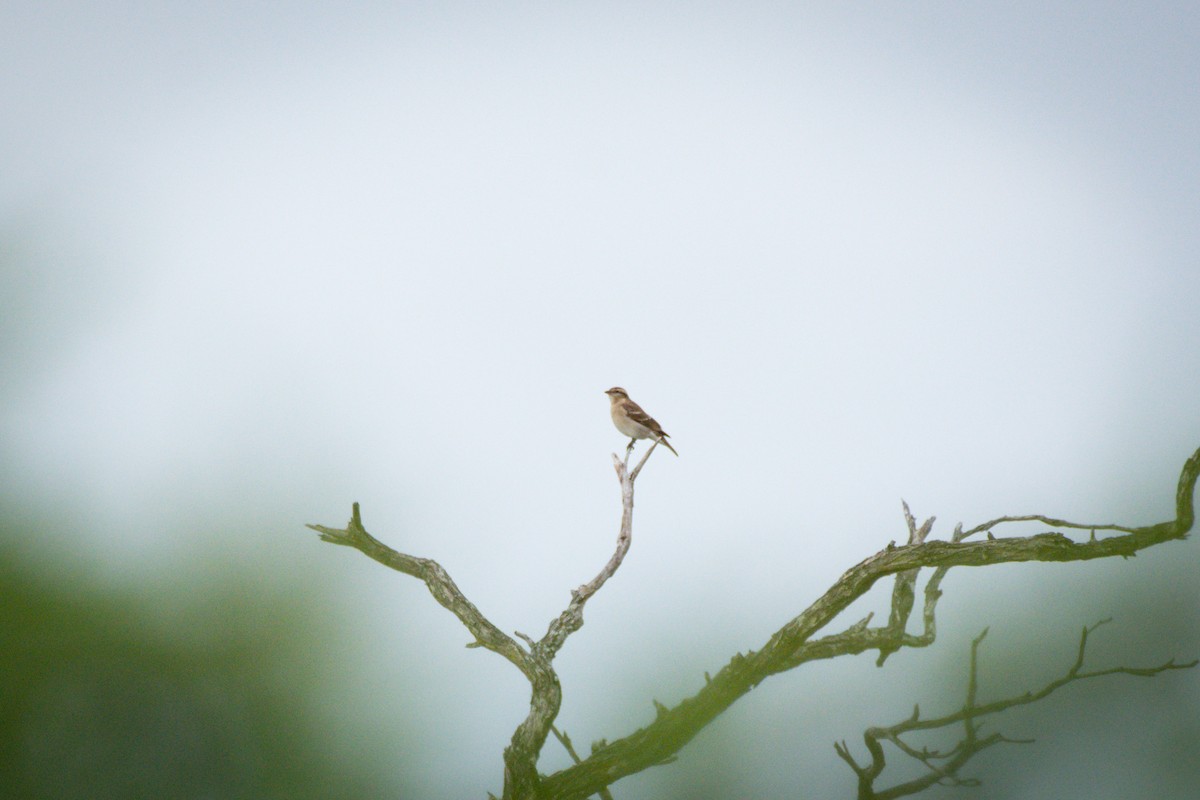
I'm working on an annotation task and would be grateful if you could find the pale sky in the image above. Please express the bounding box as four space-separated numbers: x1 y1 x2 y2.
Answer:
3 3 1199 797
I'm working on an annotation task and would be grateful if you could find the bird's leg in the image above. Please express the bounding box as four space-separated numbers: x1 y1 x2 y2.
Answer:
626 438 636 459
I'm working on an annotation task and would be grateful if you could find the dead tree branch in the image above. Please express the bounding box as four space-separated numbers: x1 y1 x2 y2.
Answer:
538 446 1199 800
834 622 1197 799
307 444 1200 800
306 442 664 799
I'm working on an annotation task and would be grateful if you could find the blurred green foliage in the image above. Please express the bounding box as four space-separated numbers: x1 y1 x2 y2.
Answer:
0 520 389 800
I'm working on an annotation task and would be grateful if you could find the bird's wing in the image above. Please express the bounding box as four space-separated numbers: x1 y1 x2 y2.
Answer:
624 400 667 436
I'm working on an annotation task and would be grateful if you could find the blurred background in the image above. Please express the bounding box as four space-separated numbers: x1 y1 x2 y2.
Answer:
2 2 1199 798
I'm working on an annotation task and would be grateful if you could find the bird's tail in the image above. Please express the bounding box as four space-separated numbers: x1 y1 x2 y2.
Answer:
658 437 679 457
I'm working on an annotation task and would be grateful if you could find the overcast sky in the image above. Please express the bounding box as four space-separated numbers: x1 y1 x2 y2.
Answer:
3 3 1199 798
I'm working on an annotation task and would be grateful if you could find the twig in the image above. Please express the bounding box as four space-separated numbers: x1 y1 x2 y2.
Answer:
960 514 1139 540
552 727 615 800
536 449 650 660
629 439 658 482
838 623 1197 799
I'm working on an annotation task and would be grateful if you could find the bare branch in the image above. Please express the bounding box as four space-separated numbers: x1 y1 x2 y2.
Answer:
901 500 936 545
306 442 670 800
539 446 1200 800
961 515 1139 540
503 448 659 796
304 504 559 796
536 451 644 661
629 439 659 482
839 622 1197 799
305 503 534 678
552 727 615 800
307 443 1200 800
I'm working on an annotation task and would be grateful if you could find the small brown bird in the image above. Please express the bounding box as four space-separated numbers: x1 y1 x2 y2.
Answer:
605 387 679 456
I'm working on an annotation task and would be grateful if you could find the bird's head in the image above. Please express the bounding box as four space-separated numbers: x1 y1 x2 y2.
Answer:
605 387 628 400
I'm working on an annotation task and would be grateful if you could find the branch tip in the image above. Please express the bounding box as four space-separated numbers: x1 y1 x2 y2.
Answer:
902 500 916 536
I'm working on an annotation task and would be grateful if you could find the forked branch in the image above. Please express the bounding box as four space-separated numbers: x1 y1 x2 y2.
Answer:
308 444 1200 800
305 441 668 799
834 622 1197 799
539 446 1199 800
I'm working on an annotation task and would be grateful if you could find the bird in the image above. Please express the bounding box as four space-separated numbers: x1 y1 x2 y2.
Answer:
604 387 679 456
